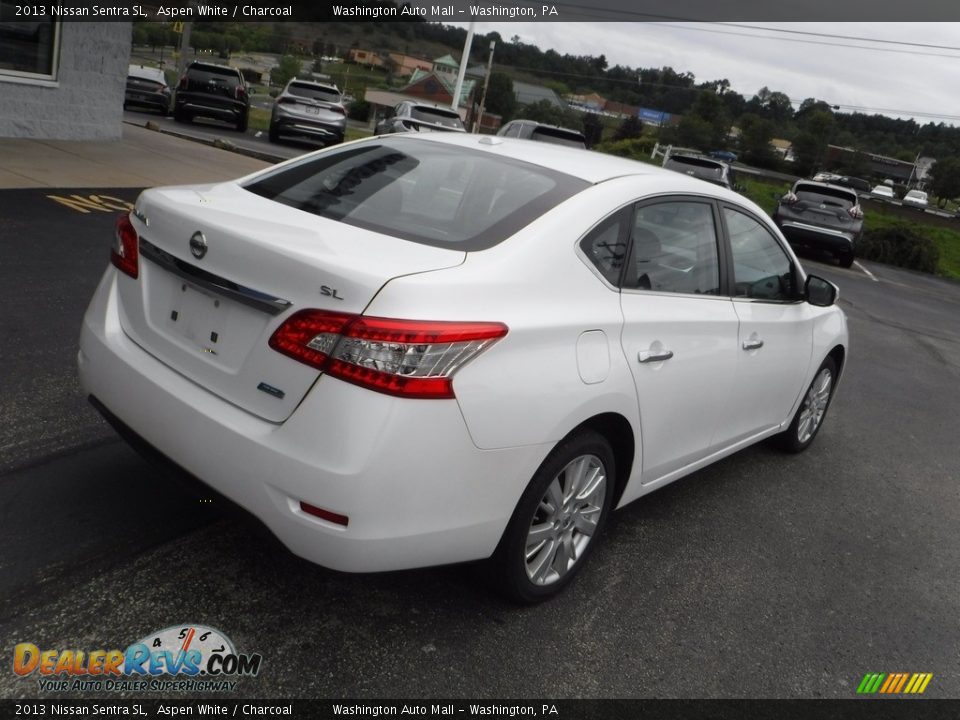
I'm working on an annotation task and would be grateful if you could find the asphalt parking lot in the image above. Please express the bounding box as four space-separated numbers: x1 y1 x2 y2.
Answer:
1 185 958 701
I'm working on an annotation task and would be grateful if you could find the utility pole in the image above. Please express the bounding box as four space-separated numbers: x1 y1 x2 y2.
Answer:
473 39 496 134
451 22 474 113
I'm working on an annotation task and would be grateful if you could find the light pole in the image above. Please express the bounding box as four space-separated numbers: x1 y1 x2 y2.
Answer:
451 22 475 114
473 39 496 133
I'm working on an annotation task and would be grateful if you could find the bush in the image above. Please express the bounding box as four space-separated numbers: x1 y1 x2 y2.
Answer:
347 100 370 122
858 224 940 274
594 137 656 161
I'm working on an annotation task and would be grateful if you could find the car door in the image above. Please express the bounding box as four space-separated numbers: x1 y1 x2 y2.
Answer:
616 198 740 483
718 205 815 444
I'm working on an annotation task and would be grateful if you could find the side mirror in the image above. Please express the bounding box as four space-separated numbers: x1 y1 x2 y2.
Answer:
805 274 838 307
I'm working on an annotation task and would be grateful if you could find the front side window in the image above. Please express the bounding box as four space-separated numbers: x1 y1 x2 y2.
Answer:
0 2 59 83
244 137 588 250
724 207 796 301
624 201 720 295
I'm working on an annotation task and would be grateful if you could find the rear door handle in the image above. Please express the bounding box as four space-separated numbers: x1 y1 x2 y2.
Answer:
742 339 764 351
638 349 674 363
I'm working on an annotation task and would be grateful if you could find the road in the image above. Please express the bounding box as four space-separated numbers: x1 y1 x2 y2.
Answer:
1 187 959 700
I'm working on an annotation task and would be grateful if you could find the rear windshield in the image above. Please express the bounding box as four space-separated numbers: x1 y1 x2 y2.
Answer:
795 183 858 207
410 107 464 129
905 190 927 200
288 82 340 103
185 65 240 88
243 138 587 251
531 127 586 148
665 155 725 181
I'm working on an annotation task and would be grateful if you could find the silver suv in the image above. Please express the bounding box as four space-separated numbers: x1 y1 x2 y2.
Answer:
269 79 346 146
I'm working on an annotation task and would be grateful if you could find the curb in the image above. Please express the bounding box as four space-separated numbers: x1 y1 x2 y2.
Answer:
125 119 287 164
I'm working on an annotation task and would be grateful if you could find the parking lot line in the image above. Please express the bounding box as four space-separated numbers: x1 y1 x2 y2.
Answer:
854 261 879 282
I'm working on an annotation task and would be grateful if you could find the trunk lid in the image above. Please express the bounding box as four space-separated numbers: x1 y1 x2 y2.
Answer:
118 182 465 422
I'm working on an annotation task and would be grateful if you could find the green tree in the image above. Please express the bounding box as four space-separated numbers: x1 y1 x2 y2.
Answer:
613 115 643 141
739 113 778 168
676 115 712 150
928 157 960 207
581 112 604 147
519 100 580 128
270 55 302 88
484 72 516 122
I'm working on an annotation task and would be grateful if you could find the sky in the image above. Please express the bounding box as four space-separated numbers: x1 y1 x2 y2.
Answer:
448 22 960 126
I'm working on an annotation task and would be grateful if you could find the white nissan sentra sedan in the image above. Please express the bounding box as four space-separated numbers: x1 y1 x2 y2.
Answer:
79 133 848 602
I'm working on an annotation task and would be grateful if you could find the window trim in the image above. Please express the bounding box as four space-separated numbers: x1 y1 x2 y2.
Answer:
718 201 804 304
0 20 61 86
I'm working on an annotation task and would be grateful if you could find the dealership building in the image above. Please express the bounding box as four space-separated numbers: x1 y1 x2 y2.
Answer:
0 19 131 139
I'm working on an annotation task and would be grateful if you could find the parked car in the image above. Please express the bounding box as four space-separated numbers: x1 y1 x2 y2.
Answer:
773 180 864 268
173 61 249 132
902 189 929 209
79 134 847 603
871 185 896 201
124 65 171 115
709 150 737 163
662 148 737 190
497 119 586 148
812 172 842 183
374 101 465 135
832 176 871 194
269 78 346 146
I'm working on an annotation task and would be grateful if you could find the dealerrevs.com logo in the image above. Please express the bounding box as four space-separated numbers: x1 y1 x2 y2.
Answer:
13 625 263 693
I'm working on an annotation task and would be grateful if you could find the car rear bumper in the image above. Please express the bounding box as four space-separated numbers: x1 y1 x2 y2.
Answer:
78 268 548 572
125 91 169 112
175 95 247 122
272 116 344 143
777 220 857 254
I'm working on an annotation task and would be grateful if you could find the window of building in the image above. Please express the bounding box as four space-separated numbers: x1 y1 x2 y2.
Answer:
0 4 60 84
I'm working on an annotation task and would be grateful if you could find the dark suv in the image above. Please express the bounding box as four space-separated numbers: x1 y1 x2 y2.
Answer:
497 119 586 148
173 61 249 132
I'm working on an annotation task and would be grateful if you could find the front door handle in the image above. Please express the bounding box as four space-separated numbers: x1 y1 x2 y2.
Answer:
742 338 764 351
638 349 674 363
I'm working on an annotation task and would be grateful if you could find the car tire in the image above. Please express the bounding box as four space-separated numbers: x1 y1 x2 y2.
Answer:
236 114 248 133
268 124 279 143
838 252 854 268
173 107 189 124
490 429 615 604
775 356 838 454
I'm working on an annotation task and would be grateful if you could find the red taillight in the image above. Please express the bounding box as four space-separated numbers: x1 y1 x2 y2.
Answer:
331 105 346 115
111 213 139 279
235 85 247 101
269 310 508 399
300 501 349 526
848 205 864 219
177 75 187 90
781 192 798 205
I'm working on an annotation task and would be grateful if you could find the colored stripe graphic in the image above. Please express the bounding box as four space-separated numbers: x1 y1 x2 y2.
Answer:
857 672 932 695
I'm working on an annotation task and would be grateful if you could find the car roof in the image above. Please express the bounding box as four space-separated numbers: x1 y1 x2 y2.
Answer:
362 132 735 186
127 65 165 82
187 61 239 73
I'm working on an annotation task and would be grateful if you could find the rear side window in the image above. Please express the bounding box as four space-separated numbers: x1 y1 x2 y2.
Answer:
243 138 587 250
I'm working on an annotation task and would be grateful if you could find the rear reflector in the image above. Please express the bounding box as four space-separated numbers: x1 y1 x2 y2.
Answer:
111 213 139 279
269 310 507 399
300 501 349 526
